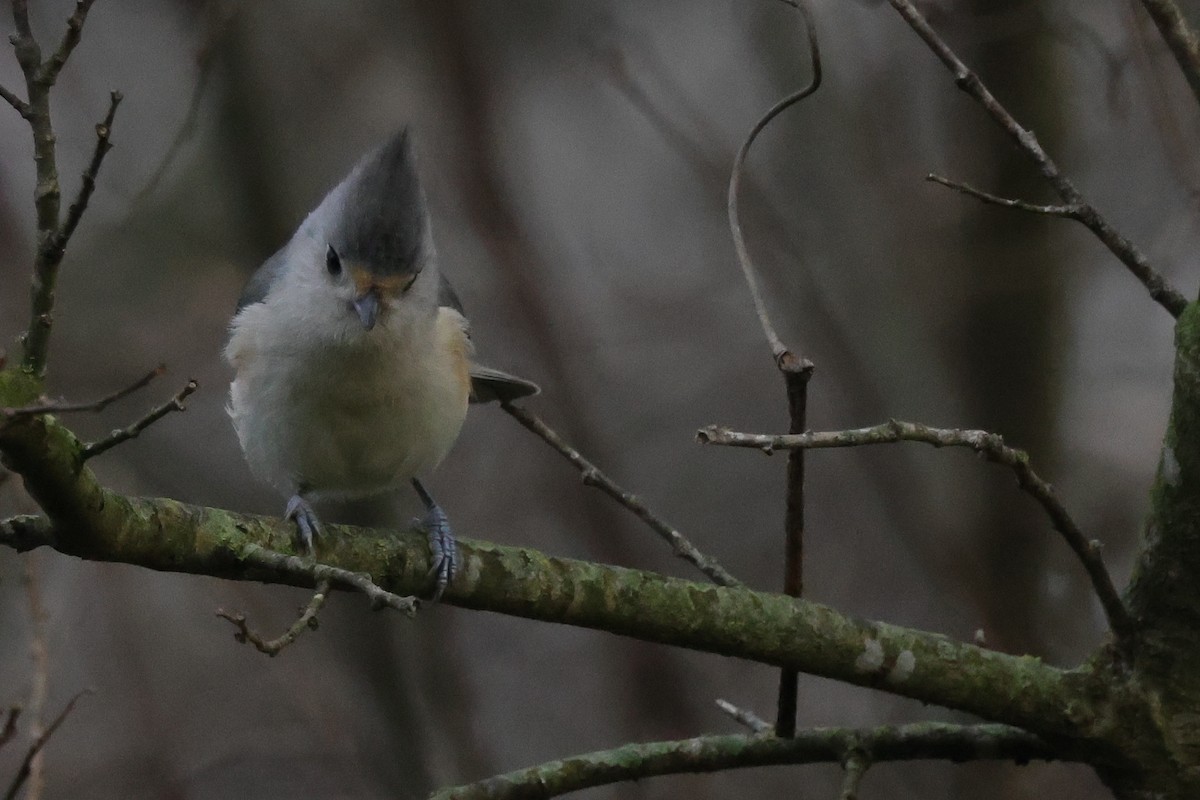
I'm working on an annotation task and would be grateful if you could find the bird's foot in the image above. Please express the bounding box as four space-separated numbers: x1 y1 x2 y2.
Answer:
285 494 322 553
412 479 458 601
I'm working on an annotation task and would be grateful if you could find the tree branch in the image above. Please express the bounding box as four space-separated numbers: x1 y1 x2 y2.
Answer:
6 0 104 375
728 0 821 363
839 749 870 800
0 707 19 750
54 90 122 259
925 174 1081 218
80 378 197 460
38 0 97 86
500 402 741 588
715 699 773 735
217 579 332 656
427 723 1062 800
1136 0 1200 111
3 689 88 800
697 419 1134 646
1 365 164 423
0 83 29 117
886 0 1188 318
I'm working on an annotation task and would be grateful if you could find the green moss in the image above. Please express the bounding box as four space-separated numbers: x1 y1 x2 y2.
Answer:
0 368 42 407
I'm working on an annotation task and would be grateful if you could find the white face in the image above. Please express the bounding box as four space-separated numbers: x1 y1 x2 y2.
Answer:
283 159 441 341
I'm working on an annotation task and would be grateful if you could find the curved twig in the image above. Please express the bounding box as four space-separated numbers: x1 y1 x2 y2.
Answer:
887 0 1187 318
697 420 1135 646
428 723 1059 800
727 0 821 362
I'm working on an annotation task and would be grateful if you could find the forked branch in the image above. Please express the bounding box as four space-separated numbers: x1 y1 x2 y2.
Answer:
427 723 1060 800
887 0 1188 318
697 420 1134 645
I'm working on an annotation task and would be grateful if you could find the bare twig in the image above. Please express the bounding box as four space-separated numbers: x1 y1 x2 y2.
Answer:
1 366 164 422
697 420 1135 645
22 556 49 800
3 689 89 800
1137 0 1200 110
887 0 1188 318
0 83 29 117
926 174 1080 218
39 0 98 85
217 578 332 656
728 0 821 363
0 708 20 749
54 90 122 257
428 723 1060 800
715 699 773 735
776 359 813 738
7 0 105 374
81 379 198 460
501 402 742 588
238 544 419 617
839 749 870 800
726 0 822 735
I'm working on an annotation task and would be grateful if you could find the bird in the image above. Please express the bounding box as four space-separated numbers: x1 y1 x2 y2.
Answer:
224 129 537 599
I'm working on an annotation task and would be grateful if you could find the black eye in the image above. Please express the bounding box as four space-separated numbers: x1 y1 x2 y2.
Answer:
325 245 342 276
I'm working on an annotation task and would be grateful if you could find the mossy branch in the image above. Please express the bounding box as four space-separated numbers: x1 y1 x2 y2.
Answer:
428 723 1062 800
0 392 1099 748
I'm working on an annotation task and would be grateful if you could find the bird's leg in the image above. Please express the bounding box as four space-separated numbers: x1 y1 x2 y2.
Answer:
285 492 322 553
411 478 458 601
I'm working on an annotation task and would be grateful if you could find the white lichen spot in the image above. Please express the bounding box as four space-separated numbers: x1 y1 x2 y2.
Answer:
1163 446 1181 487
854 638 885 673
886 650 916 684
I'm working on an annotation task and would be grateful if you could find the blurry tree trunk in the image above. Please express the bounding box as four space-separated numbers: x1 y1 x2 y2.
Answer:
950 3 1066 798
417 2 710 779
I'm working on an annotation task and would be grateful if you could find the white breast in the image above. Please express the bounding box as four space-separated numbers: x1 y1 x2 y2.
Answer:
226 300 471 500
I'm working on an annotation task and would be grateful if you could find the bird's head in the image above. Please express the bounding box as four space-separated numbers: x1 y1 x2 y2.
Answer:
308 128 435 332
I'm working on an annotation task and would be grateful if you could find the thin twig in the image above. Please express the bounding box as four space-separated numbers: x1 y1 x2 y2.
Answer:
887 0 1188 318
1136 0 1200 110
81 379 198 460
697 420 1135 645
0 83 30 117
715 699 773 735
38 0 98 85
3 689 90 800
238 544 419 617
54 90 122 258
500 402 742 588
22 556 49 800
926 174 1081 218
1 365 164 422
0 708 20 749
839 749 870 800
216 578 332 656
128 2 236 208
776 360 813 738
726 0 822 734
428 723 1060 800
728 0 821 363
7 0 103 375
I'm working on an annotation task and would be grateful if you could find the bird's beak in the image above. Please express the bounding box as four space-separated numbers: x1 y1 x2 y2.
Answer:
353 291 381 331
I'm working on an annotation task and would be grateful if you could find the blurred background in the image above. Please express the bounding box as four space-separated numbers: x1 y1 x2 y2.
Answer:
0 1 1196 797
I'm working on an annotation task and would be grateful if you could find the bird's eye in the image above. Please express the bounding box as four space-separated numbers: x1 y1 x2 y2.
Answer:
325 245 342 276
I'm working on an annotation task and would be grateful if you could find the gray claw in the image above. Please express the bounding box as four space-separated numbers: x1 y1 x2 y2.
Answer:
412 479 458 601
285 494 321 553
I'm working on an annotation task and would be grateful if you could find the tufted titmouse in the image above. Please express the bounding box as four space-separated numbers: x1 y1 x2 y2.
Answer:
224 130 537 598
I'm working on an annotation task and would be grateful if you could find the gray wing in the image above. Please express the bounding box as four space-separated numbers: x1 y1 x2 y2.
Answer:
437 270 465 315
439 273 540 403
468 364 540 404
235 245 289 313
